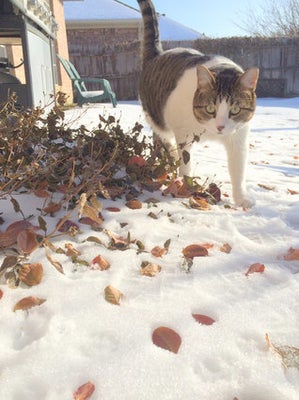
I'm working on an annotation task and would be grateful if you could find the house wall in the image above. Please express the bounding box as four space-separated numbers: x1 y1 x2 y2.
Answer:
51 0 73 103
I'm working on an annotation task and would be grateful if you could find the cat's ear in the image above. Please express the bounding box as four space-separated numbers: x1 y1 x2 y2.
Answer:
196 65 216 89
239 67 259 90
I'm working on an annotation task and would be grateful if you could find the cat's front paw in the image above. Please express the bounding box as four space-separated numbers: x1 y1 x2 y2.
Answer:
234 196 255 209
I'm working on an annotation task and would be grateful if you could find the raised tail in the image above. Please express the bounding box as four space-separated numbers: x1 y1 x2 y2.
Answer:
137 0 163 66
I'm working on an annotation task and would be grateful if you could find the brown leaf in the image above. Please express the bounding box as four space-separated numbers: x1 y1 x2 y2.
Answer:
192 314 216 326
152 326 182 354
65 243 81 257
34 189 51 198
45 248 64 274
104 229 132 250
43 201 61 215
81 204 104 225
189 196 211 210
125 199 142 209
182 244 209 258
13 296 46 312
104 285 123 305
245 262 265 276
288 189 298 195
283 247 299 261
17 229 39 255
220 243 232 254
90 255 110 270
0 230 18 248
73 381 95 400
57 219 80 234
258 183 275 191
18 263 43 286
0 289 3 300
105 207 121 212
266 333 299 369
140 262 161 277
151 246 167 258
7 220 35 233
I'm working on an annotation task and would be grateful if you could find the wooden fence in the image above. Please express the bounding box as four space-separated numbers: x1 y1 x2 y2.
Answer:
66 30 299 100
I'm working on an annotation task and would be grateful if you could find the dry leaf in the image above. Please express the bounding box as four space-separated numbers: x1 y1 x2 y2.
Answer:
152 326 182 354
125 199 142 209
151 246 167 258
192 314 215 325
89 194 102 212
189 196 211 210
220 243 232 253
34 189 50 198
45 248 64 274
0 289 3 300
81 204 104 225
57 219 80 233
0 220 36 248
283 247 299 261
105 207 121 212
258 183 275 191
127 155 147 167
65 243 81 257
73 381 95 400
0 230 18 248
13 296 46 312
266 333 299 369
245 263 265 276
17 229 39 255
104 285 123 305
288 189 298 195
104 229 132 250
43 201 61 215
182 244 209 258
18 263 43 286
90 255 110 270
140 262 161 277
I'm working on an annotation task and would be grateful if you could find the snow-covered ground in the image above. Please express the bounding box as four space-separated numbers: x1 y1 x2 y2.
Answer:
0 98 298 400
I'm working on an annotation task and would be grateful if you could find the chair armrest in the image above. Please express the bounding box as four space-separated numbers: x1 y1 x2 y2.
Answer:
73 78 107 84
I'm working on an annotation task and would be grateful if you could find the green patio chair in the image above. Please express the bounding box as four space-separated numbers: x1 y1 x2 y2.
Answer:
57 55 117 107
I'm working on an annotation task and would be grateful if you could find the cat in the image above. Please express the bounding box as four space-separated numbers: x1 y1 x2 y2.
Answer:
137 0 259 207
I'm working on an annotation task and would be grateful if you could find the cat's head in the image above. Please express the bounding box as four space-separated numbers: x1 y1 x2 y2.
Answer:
193 65 259 136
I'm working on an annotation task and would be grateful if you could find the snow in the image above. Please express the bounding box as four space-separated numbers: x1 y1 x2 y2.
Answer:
0 98 299 399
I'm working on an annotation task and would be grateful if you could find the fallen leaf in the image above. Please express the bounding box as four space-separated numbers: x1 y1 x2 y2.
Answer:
192 314 216 325
182 244 209 258
140 262 161 277
34 189 51 198
73 381 95 400
18 263 43 286
45 248 64 274
65 243 81 257
283 247 299 261
104 230 132 250
125 199 142 209
0 289 3 299
245 262 265 276
207 183 221 202
258 183 275 191
90 255 110 270
81 205 104 225
104 285 123 305
0 230 18 248
0 255 19 276
17 229 39 255
7 220 35 232
220 243 232 254
105 207 121 212
288 189 298 195
13 296 46 312
189 196 211 210
152 326 182 354
151 246 167 258
266 333 299 369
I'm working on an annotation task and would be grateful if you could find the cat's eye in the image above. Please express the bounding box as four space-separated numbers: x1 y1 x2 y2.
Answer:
230 104 241 115
206 103 216 114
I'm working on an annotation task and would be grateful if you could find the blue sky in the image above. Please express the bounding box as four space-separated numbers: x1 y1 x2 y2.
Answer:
121 0 264 37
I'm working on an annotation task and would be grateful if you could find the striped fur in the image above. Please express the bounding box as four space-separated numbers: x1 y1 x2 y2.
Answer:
137 0 259 207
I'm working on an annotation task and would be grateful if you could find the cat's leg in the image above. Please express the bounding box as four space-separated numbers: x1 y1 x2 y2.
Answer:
173 130 193 177
224 125 254 208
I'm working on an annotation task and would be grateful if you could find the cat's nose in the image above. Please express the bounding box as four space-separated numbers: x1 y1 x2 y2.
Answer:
217 125 225 132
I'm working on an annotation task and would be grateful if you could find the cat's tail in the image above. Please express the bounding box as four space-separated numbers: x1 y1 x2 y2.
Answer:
137 0 163 66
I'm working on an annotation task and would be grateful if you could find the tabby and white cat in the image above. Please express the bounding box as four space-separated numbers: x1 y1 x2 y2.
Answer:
137 0 259 207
